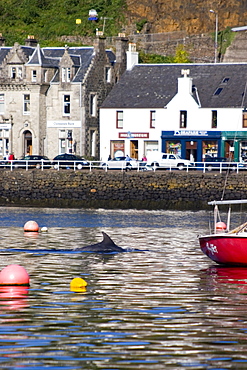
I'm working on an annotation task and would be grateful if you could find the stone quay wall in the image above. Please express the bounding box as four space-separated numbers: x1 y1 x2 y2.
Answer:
0 170 247 210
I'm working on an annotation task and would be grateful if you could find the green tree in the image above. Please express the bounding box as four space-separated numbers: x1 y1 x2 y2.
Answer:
173 44 191 63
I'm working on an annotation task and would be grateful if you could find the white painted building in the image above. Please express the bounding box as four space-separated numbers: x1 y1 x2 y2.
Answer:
100 60 247 162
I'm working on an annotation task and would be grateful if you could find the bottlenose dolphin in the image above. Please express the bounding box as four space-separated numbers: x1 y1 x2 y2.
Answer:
78 232 125 253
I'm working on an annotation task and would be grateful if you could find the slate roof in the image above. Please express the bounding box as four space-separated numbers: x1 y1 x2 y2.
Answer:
0 45 115 83
0 48 11 64
101 63 247 109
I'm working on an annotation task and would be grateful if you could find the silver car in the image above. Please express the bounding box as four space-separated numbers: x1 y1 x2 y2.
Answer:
101 156 139 170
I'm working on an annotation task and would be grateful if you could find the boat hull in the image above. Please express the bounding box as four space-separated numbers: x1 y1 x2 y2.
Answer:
199 234 247 265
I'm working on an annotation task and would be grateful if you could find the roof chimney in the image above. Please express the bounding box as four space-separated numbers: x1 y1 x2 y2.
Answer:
115 35 128 77
0 33 6 46
25 35 38 47
93 36 106 56
177 69 193 94
126 43 138 70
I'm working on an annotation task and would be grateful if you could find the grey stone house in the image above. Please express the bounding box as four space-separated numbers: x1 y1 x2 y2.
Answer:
0 35 127 160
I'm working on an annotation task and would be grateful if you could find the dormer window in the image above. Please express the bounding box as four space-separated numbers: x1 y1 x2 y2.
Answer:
67 68 71 82
11 67 16 79
11 66 22 79
18 67 22 78
62 67 71 82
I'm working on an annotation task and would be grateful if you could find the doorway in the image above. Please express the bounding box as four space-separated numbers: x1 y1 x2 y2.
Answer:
24 130 32 155
186 141 197 162
130 140 138 159
224 140 234 160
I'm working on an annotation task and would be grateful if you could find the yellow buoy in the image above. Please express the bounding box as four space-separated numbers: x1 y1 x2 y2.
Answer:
70 277 87 292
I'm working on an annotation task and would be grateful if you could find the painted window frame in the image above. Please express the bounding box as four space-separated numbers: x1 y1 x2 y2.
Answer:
116 111 123 129
180 110 187 128
89 94 97 117
0 94 5 114
243 112 247 128
150 110 156 128
62 67 71 82
32 70 37 82
23 94 30 115
212 110 217 128
105 67 111 83
63 95 70 116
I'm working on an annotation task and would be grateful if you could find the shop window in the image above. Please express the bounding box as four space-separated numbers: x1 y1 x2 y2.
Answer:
166 141 181 156
0 94 4 114
212 110 217 128
202 140 218 159
240 141 247 161
111 140 125 157
63 95 70 115
23 94 30 115
243 112 247 128
180 111 187 128
150 110 156 128
116 111 123 129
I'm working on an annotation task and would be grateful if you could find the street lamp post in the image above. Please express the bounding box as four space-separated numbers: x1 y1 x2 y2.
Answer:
210 9 218 63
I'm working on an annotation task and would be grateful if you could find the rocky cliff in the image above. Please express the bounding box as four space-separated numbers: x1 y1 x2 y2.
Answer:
125 0 247 34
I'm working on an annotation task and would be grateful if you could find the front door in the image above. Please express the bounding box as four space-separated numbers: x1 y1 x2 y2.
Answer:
24 130 32 155
130 140 138 159
186 141 197 162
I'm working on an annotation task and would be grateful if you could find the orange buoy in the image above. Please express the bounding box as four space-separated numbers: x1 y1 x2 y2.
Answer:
216 221 227 230
0 265 30 286
24 220 39 232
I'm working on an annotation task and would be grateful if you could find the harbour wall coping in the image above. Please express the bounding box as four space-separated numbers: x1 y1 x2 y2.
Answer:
0 170 246 210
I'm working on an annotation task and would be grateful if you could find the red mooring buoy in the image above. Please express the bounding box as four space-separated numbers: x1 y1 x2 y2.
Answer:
23 220 39 232
0 265 30 286
216 221 227 230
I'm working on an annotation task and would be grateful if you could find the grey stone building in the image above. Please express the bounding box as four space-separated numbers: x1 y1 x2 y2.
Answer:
0 35 127 160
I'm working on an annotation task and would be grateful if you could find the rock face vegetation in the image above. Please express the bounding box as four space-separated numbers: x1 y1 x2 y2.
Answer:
125 0 247 34
1 0 247 45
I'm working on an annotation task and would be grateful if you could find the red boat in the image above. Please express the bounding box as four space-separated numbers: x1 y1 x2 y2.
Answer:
199 200 247 266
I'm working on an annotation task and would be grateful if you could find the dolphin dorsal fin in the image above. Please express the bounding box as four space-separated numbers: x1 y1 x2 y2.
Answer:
102 231 116 246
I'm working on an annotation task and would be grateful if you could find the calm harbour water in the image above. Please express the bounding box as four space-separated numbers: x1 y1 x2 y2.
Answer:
0 207 247 369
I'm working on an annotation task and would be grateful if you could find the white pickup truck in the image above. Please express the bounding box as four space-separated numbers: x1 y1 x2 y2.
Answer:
146 152 194 170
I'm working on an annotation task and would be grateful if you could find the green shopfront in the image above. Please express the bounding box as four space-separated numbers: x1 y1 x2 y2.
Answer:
221 131 247 162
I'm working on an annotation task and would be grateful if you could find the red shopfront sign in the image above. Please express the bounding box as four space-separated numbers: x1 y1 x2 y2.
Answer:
118 132 149 139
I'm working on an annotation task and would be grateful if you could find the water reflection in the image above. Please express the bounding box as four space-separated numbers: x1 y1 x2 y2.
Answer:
0 208 246 369
0 286 29 311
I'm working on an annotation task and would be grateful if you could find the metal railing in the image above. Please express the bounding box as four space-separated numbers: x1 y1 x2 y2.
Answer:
0 159 246 173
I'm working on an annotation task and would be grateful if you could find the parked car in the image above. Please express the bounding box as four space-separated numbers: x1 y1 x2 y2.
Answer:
101 156 140 170
145 152 194 170
52 153 89 170
7 155 51 169
204 157 246 171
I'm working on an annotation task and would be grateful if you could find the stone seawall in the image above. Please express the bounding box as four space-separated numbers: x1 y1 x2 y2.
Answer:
1 170 247 210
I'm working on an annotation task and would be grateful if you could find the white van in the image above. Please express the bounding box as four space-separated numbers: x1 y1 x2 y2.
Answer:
146 152 194 170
